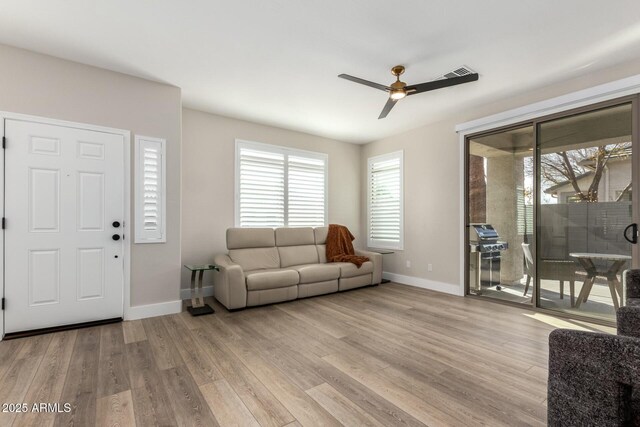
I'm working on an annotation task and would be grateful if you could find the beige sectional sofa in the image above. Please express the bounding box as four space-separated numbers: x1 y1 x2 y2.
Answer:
212 226 382 310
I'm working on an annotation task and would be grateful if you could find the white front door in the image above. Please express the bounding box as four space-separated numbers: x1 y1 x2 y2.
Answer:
4 119 125 334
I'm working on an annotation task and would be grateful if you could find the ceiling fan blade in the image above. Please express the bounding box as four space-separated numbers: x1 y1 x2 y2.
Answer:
406 73 479 95
338 74 390 92
378 98 398 119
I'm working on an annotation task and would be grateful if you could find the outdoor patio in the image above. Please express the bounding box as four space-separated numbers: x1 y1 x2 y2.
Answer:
480 274 621 322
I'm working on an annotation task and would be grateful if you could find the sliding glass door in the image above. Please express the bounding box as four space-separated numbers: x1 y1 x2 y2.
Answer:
537 101 636 322
466 96 638 323
466 125 534 305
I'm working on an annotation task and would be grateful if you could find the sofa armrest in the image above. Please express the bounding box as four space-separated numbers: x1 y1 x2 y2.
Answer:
548 329 640 426
355 249 383 284
625 269 640 301
212 254 247 310
618 306 640 339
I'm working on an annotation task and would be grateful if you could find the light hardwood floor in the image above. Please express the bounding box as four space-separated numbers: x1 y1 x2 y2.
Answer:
0 283 614 426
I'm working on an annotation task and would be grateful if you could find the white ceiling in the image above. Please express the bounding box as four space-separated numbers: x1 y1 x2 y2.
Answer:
1 1 640 143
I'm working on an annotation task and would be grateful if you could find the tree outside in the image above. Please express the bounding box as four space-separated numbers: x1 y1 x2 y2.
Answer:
524 142 632 204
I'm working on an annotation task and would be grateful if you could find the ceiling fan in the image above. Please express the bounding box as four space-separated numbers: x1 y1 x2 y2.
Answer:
338 65 479 119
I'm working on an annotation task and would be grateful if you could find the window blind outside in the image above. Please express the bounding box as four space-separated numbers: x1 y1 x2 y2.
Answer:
516 186 534 236
236 141 327 228
368 152 403 249
135 135 166 243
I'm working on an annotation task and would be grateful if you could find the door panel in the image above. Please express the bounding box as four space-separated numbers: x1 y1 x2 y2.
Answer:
77 247 105 300
466 124 535 304
77 172 105 231
29 168 60 232
28 249 60 305
4 119 125 333
537 102 634 322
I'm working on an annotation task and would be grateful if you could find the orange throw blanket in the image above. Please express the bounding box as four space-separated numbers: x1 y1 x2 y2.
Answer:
326 224 369 268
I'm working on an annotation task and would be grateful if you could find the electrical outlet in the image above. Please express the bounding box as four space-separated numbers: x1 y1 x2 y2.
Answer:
406 260 411 268
428 264 433 272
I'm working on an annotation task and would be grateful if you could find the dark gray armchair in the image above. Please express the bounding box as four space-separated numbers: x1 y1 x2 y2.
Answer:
548 269 640 426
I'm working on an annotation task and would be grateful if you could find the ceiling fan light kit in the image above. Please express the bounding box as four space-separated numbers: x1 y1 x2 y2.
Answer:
338 64 479 119
389 90 406 100
389 66 408 100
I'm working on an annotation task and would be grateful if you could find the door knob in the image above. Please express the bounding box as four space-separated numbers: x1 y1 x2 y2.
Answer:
112 234 121 241
112 221 121 228
624 223 638 244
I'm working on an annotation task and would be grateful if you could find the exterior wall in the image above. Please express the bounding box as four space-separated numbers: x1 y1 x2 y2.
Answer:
608 159 632 201
181 108 362 290
361 56 640 293
0 43 182 307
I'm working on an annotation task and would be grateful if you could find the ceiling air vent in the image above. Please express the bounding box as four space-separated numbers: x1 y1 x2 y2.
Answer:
443 66 475 79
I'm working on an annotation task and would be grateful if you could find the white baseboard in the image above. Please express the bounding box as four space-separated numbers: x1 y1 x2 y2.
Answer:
125 299 182 321
382 272 463 296
176 276 462 303
180 285 215 300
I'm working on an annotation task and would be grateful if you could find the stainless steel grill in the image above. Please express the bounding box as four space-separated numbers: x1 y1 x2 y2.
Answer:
469 224 509 293
469 224 508 253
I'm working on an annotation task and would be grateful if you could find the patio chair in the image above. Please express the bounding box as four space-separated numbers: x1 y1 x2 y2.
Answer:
522 243 577 307
547 269 640 426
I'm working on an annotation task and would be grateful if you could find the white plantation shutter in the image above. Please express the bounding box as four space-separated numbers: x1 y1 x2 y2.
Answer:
236 141 327 228
288 155 326 227
135 136 166 243
238 147 285 227
143 148 160 229
368 151 403 249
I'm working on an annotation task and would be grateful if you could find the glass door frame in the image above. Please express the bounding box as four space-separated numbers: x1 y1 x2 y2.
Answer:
464 121 537 303
533 95 639 315
464 94 639 326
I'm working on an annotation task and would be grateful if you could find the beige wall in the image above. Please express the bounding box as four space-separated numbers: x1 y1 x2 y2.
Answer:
5 41 640 306
361 57 640 291
0 44 182 307
181 108 362 289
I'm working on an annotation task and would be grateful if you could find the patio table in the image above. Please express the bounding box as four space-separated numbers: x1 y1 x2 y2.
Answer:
569 253 631 310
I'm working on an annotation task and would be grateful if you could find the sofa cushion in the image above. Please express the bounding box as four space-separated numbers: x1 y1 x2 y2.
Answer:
245 268 299 291
339 274 372 291
316 244 327 263
227 228 275 249
333 261 374 278
276 227 315 246
291 263 340 284
278 245 319 268
247 286 298 306
229 247 280 271
298 280 338 298
314 227 328 244
628 299 640 307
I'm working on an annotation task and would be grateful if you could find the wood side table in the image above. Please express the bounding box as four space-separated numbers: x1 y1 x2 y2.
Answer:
184 264 219 316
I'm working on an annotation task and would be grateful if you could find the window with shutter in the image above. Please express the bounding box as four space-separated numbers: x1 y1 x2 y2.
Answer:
237 147 285 227
135 135 166 243
288 155 326 227
368 151 403 249
235 140 327 228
